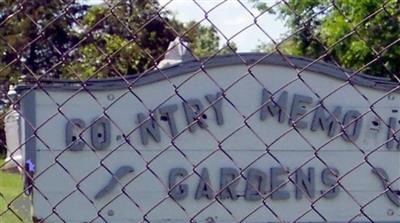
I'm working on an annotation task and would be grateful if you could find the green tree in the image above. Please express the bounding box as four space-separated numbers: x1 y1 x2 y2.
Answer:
0 0 88 90
253 0 400 78
1 0 235 81
60 0 175 78
61 0 237 79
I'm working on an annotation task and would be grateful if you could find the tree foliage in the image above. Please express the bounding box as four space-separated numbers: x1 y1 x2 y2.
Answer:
0 0 235 83
0 0 88 90
254 0 400 78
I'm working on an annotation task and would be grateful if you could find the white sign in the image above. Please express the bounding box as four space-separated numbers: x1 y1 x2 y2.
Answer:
17 54 400 222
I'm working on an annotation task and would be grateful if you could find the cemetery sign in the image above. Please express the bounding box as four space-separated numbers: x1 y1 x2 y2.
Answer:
16 53 400 222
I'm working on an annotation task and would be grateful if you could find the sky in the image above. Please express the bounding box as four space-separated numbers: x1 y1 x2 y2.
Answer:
87 0 288 52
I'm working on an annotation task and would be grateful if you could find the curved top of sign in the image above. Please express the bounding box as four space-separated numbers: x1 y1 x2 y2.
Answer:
16 53 398 92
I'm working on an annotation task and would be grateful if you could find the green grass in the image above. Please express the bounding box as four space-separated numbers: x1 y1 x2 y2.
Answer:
0 157 30 223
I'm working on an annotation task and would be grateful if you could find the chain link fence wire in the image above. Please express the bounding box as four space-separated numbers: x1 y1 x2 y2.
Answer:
1 0 400 222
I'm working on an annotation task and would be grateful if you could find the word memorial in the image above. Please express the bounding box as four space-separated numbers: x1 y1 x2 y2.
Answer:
17 54 400 222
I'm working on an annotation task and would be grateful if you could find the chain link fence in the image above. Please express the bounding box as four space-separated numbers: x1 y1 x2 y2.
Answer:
1 0 400 222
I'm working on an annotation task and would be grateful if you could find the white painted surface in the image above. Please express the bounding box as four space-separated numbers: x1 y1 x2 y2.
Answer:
30 64 400 222
3 110 23 172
